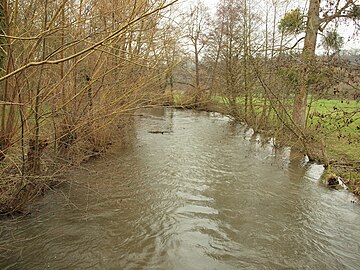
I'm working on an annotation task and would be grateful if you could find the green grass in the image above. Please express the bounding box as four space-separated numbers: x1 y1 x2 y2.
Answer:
307 99 360 161
310 99 359 111
309 99 359 133
211 96 359 135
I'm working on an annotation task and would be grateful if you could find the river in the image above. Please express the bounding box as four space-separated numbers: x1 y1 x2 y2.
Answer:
1 108 359 269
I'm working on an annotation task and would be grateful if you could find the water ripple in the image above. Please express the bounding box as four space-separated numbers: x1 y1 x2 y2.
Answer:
1 108 359 270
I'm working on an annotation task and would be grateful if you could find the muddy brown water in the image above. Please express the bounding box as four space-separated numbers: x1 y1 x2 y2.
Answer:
1 108 359 270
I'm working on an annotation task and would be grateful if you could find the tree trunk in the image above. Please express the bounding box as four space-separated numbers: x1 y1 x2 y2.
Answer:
31 0 48 174
0 0 19 161
194 40 201 105
292 0 320 129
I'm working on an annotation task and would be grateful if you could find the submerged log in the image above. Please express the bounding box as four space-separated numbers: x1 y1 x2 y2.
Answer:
148 131 171 134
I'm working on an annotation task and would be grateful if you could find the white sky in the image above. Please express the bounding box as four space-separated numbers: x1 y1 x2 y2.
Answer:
179 0 359 51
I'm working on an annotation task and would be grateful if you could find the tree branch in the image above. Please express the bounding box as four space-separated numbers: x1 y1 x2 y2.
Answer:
320 0 356 30
0 0 179 83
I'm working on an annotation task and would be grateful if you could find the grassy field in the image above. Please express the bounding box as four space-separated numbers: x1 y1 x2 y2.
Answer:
308 99 360 162
308 99 359 133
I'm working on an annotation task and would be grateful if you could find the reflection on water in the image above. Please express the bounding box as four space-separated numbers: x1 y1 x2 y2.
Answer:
1 108 359 270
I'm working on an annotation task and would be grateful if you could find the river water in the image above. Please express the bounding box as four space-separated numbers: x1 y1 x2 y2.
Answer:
1 108 359 269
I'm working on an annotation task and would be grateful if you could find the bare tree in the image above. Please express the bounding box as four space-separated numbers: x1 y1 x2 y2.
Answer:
182 0 210 105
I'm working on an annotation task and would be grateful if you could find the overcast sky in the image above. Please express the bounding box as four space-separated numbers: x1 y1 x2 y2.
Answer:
179 0 359 51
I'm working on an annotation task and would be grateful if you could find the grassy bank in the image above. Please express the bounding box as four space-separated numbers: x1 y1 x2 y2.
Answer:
308 99 359 197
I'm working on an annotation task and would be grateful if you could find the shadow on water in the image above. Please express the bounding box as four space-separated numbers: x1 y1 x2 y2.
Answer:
1 108 359 270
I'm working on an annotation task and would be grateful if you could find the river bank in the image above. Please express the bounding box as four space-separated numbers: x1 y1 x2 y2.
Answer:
1 101 358 216
1 108 359 269
0 116 134 216
170 95 360 200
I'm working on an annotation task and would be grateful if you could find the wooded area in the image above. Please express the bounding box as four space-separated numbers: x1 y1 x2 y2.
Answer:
0 0 359 213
